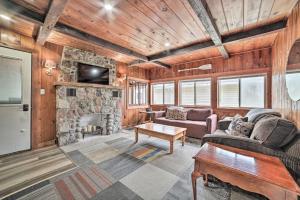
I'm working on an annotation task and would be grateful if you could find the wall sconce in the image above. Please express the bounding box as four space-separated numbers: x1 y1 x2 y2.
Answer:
44 60 57 76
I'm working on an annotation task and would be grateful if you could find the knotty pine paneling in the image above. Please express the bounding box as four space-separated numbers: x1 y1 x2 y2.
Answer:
117 63 150 127
272 2 300 127
150 48 273 119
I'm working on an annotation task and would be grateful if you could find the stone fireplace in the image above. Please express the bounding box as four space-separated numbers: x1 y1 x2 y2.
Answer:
55 47 122 146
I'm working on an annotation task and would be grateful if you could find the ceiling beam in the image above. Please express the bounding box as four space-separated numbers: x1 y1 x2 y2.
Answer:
148 20 286 61
0 0 44 25
129 60 171 68
54 23 148 60
187 0 229 58
36 0 69 45
0 0 148 61
152 61 171 68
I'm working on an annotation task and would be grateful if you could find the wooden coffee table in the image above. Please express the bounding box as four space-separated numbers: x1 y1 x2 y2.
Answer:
134 123 187 154
192 142 300 200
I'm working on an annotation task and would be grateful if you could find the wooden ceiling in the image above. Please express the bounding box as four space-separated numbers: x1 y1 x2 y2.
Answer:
1 0 299 65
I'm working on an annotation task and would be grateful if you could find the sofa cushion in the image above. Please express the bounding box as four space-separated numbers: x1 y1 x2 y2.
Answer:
226 118 254 137
154 117 207 138
187 109 212 121
250 116 297 149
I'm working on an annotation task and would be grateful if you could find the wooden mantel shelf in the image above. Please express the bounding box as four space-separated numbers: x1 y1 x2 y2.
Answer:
54 82 123 90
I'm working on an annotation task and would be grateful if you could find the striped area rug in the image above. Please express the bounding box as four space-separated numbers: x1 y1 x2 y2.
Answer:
52 165 115 200
126 144 166 162
0 146 75 199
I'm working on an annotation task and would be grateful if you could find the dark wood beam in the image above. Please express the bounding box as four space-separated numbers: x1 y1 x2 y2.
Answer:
37 0 69 45
128 60 146 67
152 61 171 68
54 24 148 61
0 0 44 25
0 0 148 61
148 20 286 61
129 60 171 68
222 20 287 43
217 45 229 58
149 40 214 61
187 0 229 58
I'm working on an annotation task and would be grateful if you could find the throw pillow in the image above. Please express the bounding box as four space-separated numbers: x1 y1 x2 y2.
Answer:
174 109 187 120
166 107 186 120
250 116 297 149
226 118 254 137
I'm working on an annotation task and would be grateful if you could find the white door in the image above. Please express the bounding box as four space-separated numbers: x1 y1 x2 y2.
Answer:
0 47 31 155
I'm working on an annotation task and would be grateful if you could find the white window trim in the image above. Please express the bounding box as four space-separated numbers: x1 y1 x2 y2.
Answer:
151 82 175 105
179 78 211 107
217 74 267 109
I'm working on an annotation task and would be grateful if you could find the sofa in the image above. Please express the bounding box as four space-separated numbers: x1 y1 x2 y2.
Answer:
154 108 217 139
202 109 300 185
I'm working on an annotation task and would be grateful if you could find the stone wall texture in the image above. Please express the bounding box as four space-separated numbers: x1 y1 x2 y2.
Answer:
56 47 122 146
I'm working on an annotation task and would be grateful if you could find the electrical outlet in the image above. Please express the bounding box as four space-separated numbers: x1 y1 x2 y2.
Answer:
40 89 46 95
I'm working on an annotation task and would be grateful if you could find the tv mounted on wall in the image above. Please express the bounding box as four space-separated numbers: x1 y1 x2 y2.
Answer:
77 63 109 85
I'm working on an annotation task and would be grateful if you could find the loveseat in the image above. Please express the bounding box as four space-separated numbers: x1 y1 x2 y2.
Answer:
154 108 217 139
202 109 300 185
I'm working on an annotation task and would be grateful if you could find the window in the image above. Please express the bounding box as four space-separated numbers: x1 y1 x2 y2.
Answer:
128 80 148 106
180 79 211 106
151 82 175 105
218 76 265 108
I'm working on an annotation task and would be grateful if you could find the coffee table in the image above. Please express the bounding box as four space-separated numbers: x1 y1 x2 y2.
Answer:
134 123 187 154
192 142 300 200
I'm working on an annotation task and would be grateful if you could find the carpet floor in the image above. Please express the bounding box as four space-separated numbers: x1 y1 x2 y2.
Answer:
2 131 267 200
0 146 76 199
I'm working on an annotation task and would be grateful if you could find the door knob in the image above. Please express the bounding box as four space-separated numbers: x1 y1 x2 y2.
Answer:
23 104 29 111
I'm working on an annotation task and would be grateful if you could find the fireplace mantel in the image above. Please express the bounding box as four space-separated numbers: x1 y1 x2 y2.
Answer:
54 81 122 90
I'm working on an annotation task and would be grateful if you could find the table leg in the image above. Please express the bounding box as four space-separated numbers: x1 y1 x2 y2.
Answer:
135 128 138 143
170 140 174 154
203 174 208 186
181 131 186 146
192 171 201 200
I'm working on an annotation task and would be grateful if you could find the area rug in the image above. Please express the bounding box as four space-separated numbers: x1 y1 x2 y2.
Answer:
0 146 76 199
3 132 268 200
50 164 115 200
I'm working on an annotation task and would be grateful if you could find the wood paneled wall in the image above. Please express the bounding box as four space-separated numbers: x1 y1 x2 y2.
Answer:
272 2 300 127
150 48 273 119
117 63 150 127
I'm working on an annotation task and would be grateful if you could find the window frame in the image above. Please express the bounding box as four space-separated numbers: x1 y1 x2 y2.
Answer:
127 77 149 109
217 74 267 109
151 82 175 105
179 78 212 107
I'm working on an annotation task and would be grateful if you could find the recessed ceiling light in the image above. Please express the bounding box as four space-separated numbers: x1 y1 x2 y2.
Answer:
104 4 113 11
164 42 170 47
0 14 11 21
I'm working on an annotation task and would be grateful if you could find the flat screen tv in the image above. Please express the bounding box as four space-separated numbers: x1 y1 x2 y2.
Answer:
77 63 109 85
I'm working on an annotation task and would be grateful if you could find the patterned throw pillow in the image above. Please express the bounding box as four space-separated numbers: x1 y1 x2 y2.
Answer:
226 118 254 137
166 107 187 120
174 109 187 120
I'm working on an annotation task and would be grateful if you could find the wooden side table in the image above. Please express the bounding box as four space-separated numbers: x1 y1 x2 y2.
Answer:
192 143 300 200
139 110 165 123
